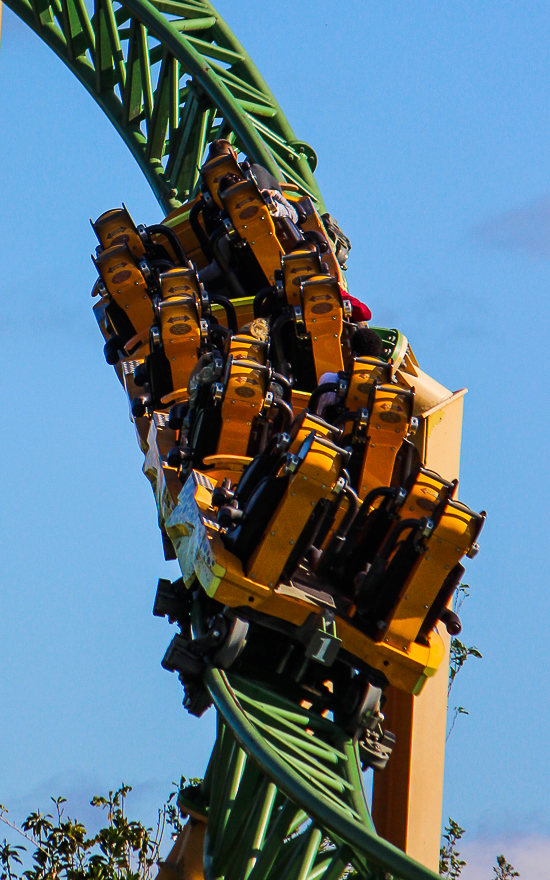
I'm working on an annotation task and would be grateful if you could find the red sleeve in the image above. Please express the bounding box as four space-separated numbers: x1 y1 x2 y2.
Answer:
341 292 372 323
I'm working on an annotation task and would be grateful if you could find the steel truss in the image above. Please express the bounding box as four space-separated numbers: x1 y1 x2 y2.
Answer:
3 0 324 213
171 670 440 880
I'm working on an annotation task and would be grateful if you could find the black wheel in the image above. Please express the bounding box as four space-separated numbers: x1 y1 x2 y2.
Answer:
104 336 122 365
133 362 148 387
167 446 192 468
214 618 249 669
131 395 150 418
168 402 188 431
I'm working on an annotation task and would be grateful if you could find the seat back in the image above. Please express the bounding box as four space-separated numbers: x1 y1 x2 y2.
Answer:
355 384 415 498
380 498 484 649
92 206 145 257
158 268 205 400
93 244 154 347
187 354 275 485
220 179 283 284
289 411 340 452
340 466 453 586
300 275 345 379
229 334 268 365
281 247 326 307
200 153 245 208
246 432 347 587
346 356 392 404
216 357 270 457
331 357 416 500
354 467 457 624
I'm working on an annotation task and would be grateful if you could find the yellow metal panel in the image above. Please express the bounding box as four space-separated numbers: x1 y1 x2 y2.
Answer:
159 294 201 394
94 244 153 338
200 153 244 208
301 275 344 379
372 641 449 873
221 179 283 284
422 391 466 483
373 375 465 870
290 389 311 417
398 362 456 416
157 820 206 880
357 384 414 498
217 360 267 456
92 207 145 257
282 247 326 307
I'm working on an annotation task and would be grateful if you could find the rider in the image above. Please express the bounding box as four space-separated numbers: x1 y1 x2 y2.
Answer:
205 139 298 222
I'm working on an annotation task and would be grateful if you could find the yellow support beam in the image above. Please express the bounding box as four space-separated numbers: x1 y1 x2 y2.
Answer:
372 383 465 871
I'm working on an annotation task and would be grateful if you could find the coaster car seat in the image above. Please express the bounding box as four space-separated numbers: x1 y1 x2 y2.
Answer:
270 274 349 391
156 268 206 400
200 152 246 209
353 471 484 650
321 464 484 646
93 243 155 353
220 178 284 285
224 430 349 589
229 333 268 365
131 268 207 414
299 275 346 380
310 355 417 500
187 355 286 486
289 410 341 453
291 197 345 284
158 196 210 271
281 246 331 309
92 205 145 258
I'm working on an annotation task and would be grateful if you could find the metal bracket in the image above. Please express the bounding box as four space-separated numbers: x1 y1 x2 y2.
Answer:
293 305 308 340
305 615 342 666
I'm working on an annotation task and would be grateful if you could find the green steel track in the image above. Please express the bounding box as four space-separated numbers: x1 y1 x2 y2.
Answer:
2 0 324 213
177 670 441 880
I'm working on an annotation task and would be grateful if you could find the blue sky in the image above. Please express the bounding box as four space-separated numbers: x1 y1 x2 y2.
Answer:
1 2 550 876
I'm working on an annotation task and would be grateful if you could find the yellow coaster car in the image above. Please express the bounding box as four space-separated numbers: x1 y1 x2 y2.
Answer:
91 157 484 765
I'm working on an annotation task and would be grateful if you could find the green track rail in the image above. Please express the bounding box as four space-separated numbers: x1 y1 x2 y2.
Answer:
180 670 440 880
2 0 324 213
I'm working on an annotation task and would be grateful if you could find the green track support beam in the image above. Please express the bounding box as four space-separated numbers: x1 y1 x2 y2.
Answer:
2 0 325 213
177 670 441 880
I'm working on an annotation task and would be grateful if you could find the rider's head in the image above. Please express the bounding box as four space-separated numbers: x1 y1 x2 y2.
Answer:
207 139 237 161
351 326 384 359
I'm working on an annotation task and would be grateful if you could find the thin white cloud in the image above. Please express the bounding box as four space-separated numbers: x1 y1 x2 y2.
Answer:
473 196 550 257
461 835 550 880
